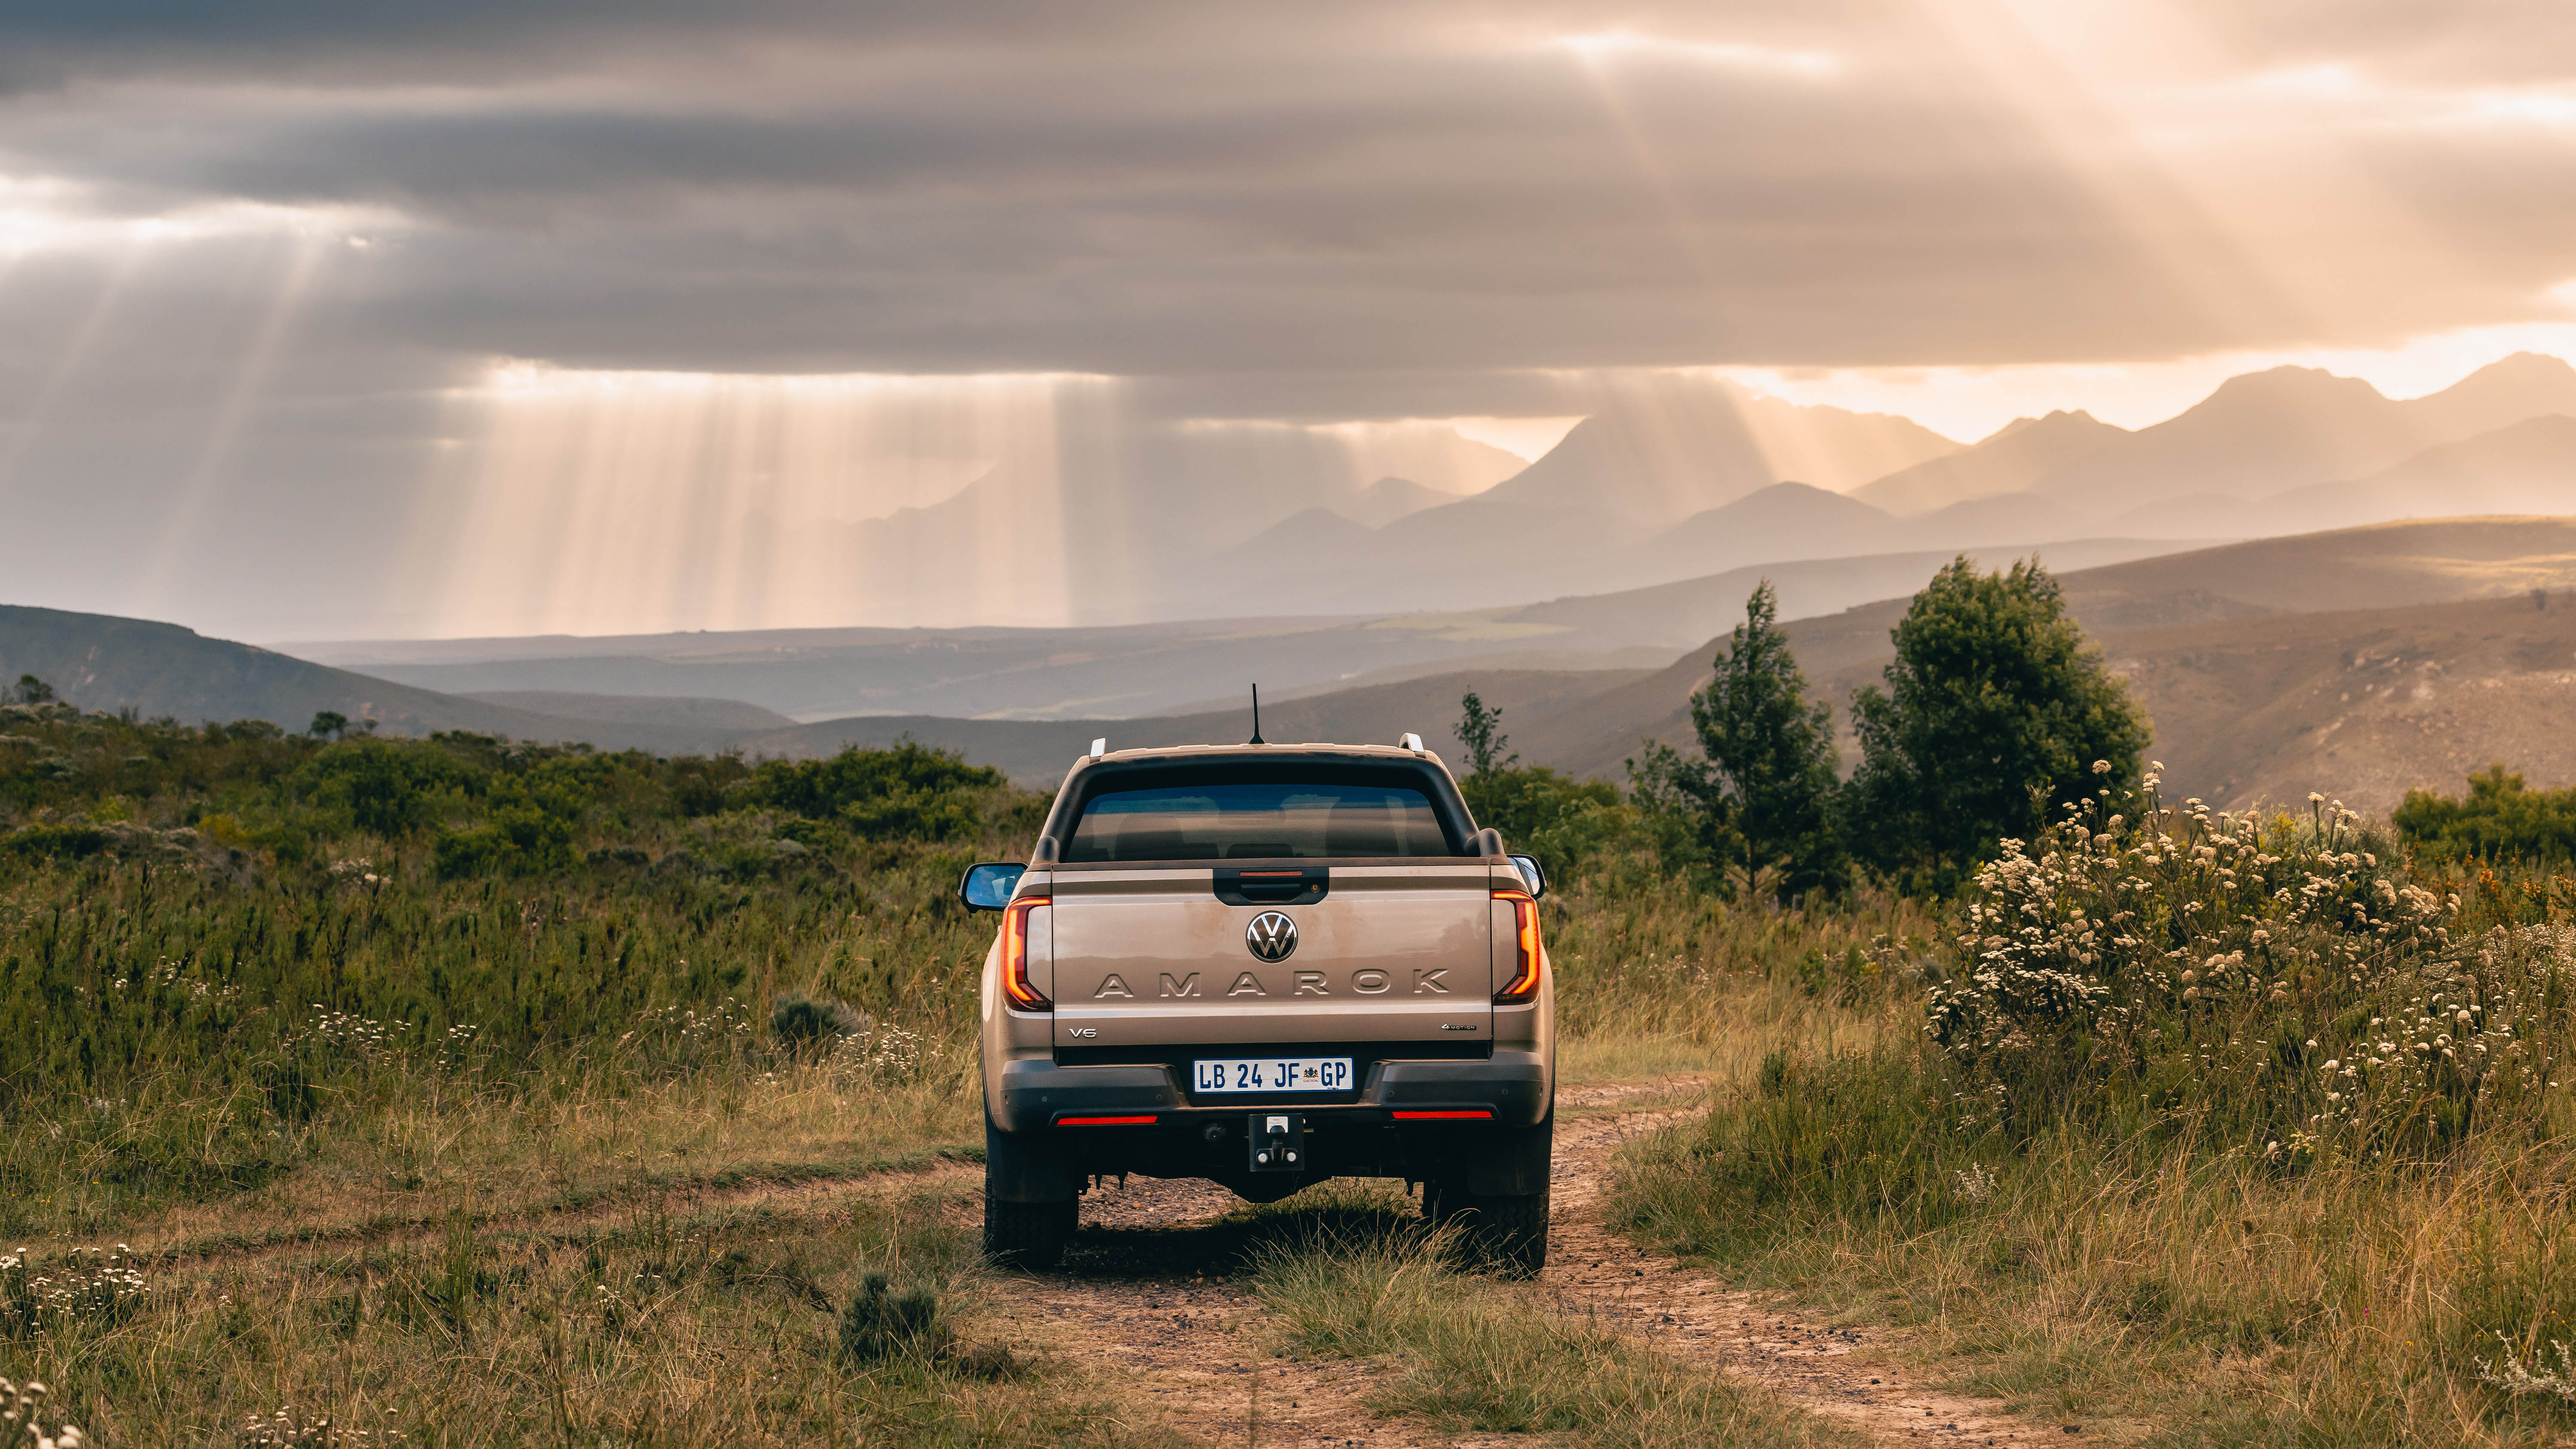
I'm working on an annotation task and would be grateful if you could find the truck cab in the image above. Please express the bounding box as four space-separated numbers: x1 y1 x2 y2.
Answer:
963 741 1554 1273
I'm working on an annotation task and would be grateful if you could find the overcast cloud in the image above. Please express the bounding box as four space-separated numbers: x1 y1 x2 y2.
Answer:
3 0 2574 635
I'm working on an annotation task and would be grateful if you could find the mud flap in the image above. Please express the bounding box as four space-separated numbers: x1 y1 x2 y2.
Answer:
1460 1114 1553 1197
985 1110 1078 1203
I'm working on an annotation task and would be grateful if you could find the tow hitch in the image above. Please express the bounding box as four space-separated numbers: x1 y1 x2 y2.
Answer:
1249 1112 1304 1172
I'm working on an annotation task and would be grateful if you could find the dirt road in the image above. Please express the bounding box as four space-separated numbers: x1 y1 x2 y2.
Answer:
992 1083 2097 1447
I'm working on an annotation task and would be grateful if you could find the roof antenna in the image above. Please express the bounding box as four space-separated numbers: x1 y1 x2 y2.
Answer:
1248 683 1266 745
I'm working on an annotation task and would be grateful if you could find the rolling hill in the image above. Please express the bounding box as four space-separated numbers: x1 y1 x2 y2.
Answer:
2103 592 2576 814
0 606 771 754
33 517 2576 822
2211 415 2576 537
1507 518 2576 804
309 534 2208 721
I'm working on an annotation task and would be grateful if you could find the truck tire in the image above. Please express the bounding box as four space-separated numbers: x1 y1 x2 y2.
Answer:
1425 1179 1550 1278
983 1191 1076 1271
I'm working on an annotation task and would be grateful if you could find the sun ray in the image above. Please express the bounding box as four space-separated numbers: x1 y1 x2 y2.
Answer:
0 238 156 498
134 230 331 615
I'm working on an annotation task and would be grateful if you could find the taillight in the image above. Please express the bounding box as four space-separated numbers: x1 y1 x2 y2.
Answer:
1001 897 1051 1011
1493 887 1542 1005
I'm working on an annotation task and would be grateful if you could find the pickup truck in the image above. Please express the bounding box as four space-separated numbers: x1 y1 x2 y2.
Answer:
960 740 1554 1275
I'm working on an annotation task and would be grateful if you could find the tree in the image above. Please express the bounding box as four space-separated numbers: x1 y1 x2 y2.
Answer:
1847 556 2151 891
7 675 55 706
1455 692 1516 778
309 710 349 741
1626 582 1841 898
1453 693 1619 884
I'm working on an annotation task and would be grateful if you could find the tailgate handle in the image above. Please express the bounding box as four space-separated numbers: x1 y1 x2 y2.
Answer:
1215 866 1330 906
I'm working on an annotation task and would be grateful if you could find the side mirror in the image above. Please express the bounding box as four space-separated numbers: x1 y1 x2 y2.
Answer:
1508 853 1546 899
958 862 1027 912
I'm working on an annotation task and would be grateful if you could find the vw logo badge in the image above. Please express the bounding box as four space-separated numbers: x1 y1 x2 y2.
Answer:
1245 911 1299 963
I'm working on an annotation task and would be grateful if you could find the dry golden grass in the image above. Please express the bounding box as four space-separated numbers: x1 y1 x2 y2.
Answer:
1244 1184 1868 1449
18 1183 1179 1448
34 1056 985 1261
1607 815 2576 1448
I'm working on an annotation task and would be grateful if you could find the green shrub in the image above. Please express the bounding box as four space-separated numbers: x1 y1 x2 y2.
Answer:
431 805 576 878
2396 764 2576 865
837 1272 950 1362
838 780 982 842
738 743 1000 844
0 823 112 859
772 992 866 1054
1462 764 1623 884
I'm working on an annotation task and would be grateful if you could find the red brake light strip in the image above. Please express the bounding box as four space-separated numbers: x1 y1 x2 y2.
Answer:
1058 1115 1159 1126
1392 1109 1494 1120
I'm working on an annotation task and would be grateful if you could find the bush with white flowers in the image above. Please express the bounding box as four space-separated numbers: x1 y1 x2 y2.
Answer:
1926 771 2573 1156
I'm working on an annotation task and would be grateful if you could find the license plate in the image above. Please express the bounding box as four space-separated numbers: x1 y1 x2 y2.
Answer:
1192 1057 1353 1094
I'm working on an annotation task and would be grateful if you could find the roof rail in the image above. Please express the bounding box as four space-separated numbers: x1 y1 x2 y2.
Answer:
1400 732 1425 753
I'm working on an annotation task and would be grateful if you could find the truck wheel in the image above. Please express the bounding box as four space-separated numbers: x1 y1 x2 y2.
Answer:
984 1191 1075 1270
1425 1180 1550 1278
982 1112 1077 1270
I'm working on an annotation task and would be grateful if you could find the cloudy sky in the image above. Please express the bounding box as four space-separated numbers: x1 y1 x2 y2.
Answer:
4 0 2574 637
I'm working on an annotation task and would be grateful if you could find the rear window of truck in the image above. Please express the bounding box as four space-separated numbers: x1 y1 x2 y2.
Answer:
1064 781 1456 861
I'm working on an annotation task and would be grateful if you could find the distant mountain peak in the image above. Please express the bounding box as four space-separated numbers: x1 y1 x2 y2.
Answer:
2455 350 2576 381
2199 364 2389 407
1981 407 2114 442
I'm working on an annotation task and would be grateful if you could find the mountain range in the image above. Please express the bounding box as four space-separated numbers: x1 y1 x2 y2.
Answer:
1132 352 2576 619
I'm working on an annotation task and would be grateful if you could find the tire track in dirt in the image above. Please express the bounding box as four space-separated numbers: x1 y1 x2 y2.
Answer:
992 1081 2106 1447
116 1154 984 1268
1542 1108 2100 1446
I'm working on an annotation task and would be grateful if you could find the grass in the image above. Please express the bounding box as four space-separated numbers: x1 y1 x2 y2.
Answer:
1607 801 2576 1448
1242 1184 1865 1448
1615 1077 2576 1445
40 699 2576 1444
0 714 1119 1442
0 704 1943 1443
18 1186 1178 1447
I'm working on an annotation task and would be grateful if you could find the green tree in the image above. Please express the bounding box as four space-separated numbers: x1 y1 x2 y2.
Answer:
1455 692 1517 778
1848 556 2151 891
7 675 55 706
1626 582 1841 898
1452 693 1620 883
308 710 349 741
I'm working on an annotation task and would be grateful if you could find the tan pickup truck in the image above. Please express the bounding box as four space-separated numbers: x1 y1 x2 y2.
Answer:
960 741 1554 1274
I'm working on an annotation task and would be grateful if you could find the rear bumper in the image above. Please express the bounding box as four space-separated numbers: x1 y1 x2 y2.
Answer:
989 1051 1550 1134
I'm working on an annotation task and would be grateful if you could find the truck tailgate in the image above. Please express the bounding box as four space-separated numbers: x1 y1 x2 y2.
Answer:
1049 863 1493 1048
